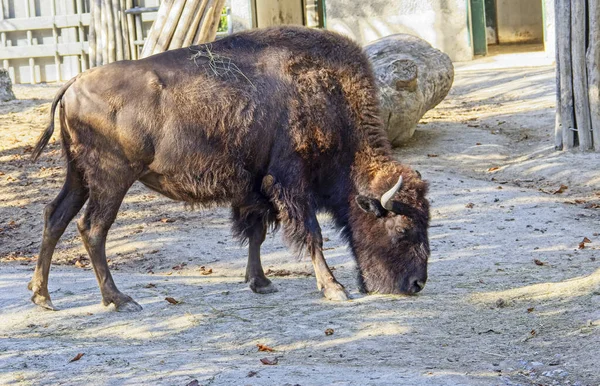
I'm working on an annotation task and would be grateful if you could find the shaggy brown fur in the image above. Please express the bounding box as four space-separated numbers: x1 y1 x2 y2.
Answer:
29 26 430 311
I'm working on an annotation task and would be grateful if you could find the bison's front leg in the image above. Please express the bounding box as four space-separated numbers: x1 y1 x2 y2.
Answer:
77 183 142 312
263 175 349 301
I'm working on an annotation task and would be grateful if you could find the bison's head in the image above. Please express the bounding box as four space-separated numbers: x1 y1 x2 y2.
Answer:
350 170 430 295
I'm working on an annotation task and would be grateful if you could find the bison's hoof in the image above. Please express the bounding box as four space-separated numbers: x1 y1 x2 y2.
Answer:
322 284 350 301
31 293 58 311
248 277 278 294
103 294 143 312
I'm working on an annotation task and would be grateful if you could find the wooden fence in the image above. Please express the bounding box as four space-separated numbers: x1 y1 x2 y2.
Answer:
0 0 159 84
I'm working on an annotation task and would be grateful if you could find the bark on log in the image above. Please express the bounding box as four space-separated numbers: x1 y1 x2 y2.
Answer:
571 0 592 150
193 0 217 44
364 34 454 146
125 0 137 60
588 0 600 151
112 0 124 61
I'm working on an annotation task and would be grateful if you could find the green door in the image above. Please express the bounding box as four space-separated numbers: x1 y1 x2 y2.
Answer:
470 0 488 55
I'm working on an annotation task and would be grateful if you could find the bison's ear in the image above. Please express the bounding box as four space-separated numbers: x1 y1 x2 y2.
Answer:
355 196 387 218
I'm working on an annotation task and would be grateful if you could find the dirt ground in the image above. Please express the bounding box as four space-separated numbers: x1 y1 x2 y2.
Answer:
1 48 599 386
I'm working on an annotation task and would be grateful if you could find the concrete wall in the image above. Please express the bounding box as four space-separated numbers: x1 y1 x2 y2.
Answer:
324 0 473 62
496 0 544 44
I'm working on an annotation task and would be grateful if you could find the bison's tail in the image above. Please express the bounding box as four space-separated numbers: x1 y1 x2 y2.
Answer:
31 76 78 161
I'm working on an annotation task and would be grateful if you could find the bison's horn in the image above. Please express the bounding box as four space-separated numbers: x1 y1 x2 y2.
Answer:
380 175 403 210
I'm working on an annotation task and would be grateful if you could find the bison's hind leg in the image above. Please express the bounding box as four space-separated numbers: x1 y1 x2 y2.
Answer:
77 167 142 312
29 162 89 310
232 198 279 294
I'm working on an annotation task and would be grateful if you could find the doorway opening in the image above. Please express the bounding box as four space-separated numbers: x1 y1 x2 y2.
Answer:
470 0 545 57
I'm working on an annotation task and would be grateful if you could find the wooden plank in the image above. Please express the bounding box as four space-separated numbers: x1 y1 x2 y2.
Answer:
571 0 592 150
92 0 103 66
141 0 174 57
0 42 91 60
557 0 575 149
120 0 131 60
89 0 98 67
50 0 62 82
0 14 91 32
152 0 186 54
104 0 116 63
76 0 87 71
588 0 600 151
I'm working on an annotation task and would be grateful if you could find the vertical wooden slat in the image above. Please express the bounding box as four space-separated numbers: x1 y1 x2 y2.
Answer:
203 0 226 43
588 0 600 151
103 0 116 62
120 0 131 60
125 0 137 59
89 0 97 67
571 0 592 150
557 0 575 149
92 0 103 66
182 0 209 47
50 0 62 82
0 0 10 81
141 0 174 57
112 0 124 61
25 0 36 84
152 0 186 54
169 0 201 50
554 0 562 150
76 0 87 72
193 0 216 44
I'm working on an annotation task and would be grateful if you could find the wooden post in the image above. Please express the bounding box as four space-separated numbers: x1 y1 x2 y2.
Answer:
554 0 562 150
588 0 600 151
152 0 187 55
571 0 592 150
557 0 576 149
141 0 174 58
193 0 217 44
112 0 124 61
169 0 201 50
183 0 210 47
204 0 226 42
125 0 136 59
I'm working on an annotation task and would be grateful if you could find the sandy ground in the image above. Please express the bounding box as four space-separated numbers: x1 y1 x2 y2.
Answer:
1 49 599 386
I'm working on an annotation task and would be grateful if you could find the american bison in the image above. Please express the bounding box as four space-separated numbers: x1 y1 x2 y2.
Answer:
29 26 430 311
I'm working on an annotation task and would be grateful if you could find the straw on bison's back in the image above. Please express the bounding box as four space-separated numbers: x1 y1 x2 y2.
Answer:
28 26 430 312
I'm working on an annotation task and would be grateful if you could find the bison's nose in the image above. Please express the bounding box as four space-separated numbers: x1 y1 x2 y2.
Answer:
401 276 426 294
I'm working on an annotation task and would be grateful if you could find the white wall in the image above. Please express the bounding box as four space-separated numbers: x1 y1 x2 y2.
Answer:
496 0 544 44
324 0 473 62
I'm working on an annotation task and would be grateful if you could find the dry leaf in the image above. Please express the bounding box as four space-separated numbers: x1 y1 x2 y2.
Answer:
172 263 187 270
487 166 500 172
475 142 482 145
199 267 213 275
324 328 335 336
465 203 475 209
69 353 84 362
260 357 278 365
583 237 592 243
257 344 275 352
427 154 438 158
165 297 180 304
265 268 312 277
578 242 586 249
534 259 545 266
553 185 568 194
160 218 175 223
527 307 535 313
144 283 156 288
